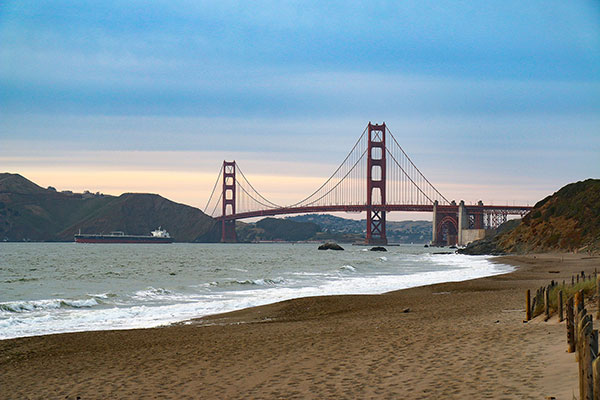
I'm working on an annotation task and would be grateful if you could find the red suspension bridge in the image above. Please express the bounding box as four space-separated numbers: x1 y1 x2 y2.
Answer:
204 123 531 245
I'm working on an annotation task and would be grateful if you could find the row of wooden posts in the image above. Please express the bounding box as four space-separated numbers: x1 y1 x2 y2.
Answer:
526 270 598 322
525 269 600 400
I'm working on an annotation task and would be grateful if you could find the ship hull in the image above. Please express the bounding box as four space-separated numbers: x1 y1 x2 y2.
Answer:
75 235 173 244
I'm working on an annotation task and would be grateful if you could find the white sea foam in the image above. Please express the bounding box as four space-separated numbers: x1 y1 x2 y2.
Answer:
0 245 514 340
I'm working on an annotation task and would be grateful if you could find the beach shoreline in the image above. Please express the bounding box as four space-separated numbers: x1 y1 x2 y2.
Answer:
2 253 597 399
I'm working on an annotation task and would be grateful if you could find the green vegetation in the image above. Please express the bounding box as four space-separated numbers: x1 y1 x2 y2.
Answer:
235 214 433 243
287 214 432 243
236 218 320 242
532 278 596 318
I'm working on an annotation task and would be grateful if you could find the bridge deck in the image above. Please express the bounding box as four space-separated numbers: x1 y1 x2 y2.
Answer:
216 204 532 221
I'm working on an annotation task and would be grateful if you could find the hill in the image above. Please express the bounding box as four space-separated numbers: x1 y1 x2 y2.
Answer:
287 214 432 243
0 173 219 242
461 179 600 254
236 218 321 242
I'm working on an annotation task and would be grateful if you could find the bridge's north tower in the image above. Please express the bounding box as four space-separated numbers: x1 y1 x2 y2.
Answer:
221 161 237 242
366 122 388 245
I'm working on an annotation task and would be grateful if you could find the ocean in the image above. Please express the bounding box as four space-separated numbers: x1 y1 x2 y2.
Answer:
0 243 513 340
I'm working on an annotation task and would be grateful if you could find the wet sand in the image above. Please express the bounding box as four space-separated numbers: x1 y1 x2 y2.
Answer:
1 253 598 399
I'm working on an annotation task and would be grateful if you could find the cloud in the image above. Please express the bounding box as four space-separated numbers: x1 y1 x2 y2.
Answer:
1 1 599 219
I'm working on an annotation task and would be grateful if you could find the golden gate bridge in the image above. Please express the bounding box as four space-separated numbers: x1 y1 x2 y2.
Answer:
204 123 531 245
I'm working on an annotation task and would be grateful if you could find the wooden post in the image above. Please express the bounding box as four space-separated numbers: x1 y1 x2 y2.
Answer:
580 320 593 400
526 289 531 321
596 276 600 320
593 358 600 400
576 290 584 313
559 290 564 322
576 309 588 357
578 315 592 398
545 286 550 320
567 297 575 353
592 329 598 360
585 322 594 400
579 319 585 398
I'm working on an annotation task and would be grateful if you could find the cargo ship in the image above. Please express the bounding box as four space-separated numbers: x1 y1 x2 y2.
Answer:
74 227 173 244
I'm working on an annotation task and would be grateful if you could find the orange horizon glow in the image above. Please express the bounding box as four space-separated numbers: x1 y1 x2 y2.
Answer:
5 160 551 223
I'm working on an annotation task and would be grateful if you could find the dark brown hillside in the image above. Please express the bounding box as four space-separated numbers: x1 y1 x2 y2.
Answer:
498 179 600 253
461 179 600 254
0 174 115 241
0 173 47 194
0 173 219 242
58 193 218 242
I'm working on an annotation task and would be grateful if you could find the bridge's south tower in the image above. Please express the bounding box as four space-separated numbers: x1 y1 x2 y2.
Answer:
221 161 237 242
366 122 388 245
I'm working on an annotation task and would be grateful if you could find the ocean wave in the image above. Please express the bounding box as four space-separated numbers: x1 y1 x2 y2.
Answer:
133 287 172 299
339 265 356 272
4 277 39 283
89 292 118 299
209 277 287 287
291 272 327 277
379 256 388 261
0 297 100 313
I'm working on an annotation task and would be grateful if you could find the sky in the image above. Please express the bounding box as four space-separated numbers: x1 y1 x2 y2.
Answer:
1 1 599 220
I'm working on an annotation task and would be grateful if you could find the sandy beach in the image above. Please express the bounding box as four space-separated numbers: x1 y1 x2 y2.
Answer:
1 253 598 399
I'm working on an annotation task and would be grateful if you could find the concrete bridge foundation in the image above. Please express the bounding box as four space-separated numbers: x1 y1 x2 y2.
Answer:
433 200 486 246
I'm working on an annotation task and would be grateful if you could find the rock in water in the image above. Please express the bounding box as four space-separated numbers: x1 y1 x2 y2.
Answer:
369 246 387 252
318 242 344 251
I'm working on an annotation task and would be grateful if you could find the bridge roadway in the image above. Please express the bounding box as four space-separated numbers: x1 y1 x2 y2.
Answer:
215 204 531 221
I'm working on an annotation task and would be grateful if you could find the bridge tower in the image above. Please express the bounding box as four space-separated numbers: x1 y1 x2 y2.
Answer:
221 161 237 243
366 122 388 245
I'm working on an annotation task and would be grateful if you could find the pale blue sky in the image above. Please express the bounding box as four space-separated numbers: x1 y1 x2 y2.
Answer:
1 1 599 210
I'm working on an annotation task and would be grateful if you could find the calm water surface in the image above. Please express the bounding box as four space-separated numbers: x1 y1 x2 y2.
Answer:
0 243 513 340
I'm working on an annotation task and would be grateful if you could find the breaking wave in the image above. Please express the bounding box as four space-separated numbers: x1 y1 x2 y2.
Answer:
0 298 101 313
210 277 287 287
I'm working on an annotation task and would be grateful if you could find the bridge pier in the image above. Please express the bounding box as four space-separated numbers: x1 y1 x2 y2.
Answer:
457 200 467 245
432 200 490 246
432 201 438 244
433 202 458 246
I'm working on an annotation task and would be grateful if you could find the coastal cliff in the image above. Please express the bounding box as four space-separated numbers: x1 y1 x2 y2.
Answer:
461 179 600 254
